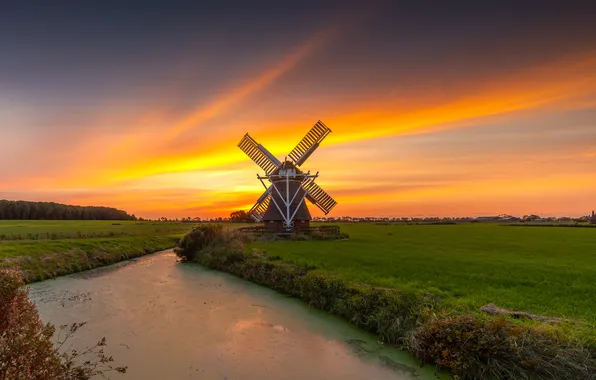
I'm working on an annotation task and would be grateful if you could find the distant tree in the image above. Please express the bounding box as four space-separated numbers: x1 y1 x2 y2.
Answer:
229 210 251 223
523 214 540 221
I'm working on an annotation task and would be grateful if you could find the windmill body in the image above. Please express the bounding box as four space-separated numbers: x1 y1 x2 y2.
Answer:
237 120 337 232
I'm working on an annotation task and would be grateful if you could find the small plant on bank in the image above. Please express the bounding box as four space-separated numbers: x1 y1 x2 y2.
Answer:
0 269 127 379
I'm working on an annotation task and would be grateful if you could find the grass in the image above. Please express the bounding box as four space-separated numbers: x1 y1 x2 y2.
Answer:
0 235 181 260
251 223 596 325
0 220 195 282
0 220 193 240
0 235 181 282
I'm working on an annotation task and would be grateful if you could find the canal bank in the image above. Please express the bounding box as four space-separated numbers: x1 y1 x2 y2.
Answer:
30 250 443 380
174 226 595 380
1 235 179 282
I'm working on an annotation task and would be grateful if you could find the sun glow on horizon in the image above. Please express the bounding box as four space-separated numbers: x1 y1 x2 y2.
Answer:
2 5 596 219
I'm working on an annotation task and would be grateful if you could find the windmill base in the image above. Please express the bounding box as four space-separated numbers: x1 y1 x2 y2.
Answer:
238 225 342 240
263 220 310 233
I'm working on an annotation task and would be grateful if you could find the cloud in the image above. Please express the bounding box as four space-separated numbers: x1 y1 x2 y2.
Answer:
90 49 596 184
2 8 595 219
165 26 342 140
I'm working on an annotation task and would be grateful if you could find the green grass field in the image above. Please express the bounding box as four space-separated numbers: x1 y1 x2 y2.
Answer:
0 235 178 259
252 223 596 324
4 220 595 324
0 220 197 259
0 220 197 281
0 220 193 241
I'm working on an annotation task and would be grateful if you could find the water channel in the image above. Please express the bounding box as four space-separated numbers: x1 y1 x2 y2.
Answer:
30 250 443 380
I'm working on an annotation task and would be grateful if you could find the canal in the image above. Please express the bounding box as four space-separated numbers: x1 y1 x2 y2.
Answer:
30 250 442 379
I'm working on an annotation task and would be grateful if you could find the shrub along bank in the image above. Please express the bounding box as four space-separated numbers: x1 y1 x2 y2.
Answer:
1 269 127 379
0 235 180 283
175 225 596 380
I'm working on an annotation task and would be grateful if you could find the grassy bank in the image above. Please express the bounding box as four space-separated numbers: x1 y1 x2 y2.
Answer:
256 223 596 324
0 235 181 282
0 220 191 282
176 225 596 379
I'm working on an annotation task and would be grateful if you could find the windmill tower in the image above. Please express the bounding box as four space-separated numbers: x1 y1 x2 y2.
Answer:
237 120 337 232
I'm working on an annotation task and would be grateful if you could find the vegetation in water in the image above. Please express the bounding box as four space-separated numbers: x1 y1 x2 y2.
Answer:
175 224 596 380
0 269 126 379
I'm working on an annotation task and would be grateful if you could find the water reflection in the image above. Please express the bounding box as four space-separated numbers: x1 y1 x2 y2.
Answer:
29 251 445 380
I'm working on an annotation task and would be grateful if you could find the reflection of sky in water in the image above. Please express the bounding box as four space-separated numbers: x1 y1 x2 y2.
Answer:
29 252 445 379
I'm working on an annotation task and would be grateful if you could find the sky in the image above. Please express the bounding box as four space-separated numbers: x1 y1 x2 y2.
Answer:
1 0 595 219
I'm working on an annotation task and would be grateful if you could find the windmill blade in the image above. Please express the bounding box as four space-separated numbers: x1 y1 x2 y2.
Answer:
238 133 282 175
302 180 337 215
288 120 331 167
248 191 271 222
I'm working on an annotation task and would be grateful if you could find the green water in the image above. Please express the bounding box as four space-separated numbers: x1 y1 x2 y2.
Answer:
30 251 445 379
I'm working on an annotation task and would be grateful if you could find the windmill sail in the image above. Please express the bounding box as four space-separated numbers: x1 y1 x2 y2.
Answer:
248 193 271 222
288 120 331 166
238 133 282 175
302 180 337 214
238 120 337 231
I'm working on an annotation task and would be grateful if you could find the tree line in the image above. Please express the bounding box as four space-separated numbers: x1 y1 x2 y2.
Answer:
0 200 136 220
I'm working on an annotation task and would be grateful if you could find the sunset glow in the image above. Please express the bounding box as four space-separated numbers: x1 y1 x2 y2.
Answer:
1 2 595 218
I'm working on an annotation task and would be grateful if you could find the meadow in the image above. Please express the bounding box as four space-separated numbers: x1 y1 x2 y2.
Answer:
0 220 192 241
0 220 195 282
251 223 596 324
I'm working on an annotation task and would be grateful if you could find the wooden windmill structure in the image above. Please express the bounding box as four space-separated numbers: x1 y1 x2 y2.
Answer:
237 120 337 232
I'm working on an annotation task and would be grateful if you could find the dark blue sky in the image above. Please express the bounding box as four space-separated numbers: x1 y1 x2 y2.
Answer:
2 0 595 133
2 1 595 94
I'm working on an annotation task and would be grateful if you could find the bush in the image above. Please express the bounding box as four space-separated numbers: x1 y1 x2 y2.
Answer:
411 314 595 380
174 224 250 261
174 224 223 260
0 269 127 379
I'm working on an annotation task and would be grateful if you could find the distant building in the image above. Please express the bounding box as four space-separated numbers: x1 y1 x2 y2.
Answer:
590 211 596 224
474 215 520 222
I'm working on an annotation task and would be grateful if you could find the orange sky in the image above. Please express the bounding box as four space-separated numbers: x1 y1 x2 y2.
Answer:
1 3 595 219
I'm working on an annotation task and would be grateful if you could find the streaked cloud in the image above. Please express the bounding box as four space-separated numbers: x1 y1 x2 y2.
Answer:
1 2 595 218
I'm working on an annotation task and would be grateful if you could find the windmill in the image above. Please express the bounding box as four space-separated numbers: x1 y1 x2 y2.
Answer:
237 120 337 232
